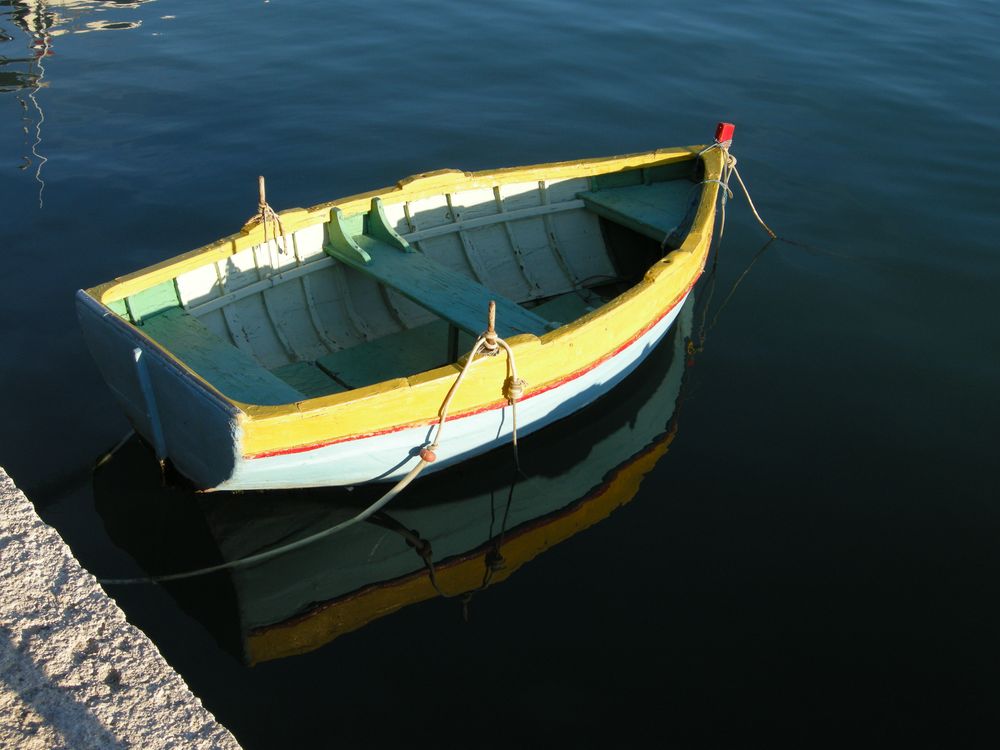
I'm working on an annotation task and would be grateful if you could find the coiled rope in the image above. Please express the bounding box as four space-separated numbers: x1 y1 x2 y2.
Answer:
100 301 525 586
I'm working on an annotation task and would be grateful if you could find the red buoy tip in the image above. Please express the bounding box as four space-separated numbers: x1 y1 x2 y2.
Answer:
715 122 736 144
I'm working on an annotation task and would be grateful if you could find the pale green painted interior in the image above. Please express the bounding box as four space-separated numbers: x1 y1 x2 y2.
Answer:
324 212 554 339
270 362 347 399
128 171 697 405
364 197 411 252
139 292 597 403
316 319 464 390
579 180 697 243
315 293 594 391
125 279 181 324
141 309 305 405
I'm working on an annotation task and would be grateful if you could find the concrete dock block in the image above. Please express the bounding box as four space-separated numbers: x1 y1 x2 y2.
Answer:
0 467 241 750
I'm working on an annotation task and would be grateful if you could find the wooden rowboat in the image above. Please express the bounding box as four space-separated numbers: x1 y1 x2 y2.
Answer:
76 136 725 491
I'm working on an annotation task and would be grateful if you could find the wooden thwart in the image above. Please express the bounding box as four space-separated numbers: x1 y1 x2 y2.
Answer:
578 180 697 244
324 198 554 338
142 309 305 405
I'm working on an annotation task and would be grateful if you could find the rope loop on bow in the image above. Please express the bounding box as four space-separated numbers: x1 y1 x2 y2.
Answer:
698 132 776 243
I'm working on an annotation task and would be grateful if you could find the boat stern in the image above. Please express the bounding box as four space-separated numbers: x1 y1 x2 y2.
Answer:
76 289 243 489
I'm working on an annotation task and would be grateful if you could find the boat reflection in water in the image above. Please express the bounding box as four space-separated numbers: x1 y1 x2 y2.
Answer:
96 296 695 665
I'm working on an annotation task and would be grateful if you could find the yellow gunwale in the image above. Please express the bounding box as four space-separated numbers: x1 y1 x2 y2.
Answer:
82 146 723 458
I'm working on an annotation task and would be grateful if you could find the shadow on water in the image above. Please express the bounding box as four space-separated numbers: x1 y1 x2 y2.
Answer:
94 295 698 665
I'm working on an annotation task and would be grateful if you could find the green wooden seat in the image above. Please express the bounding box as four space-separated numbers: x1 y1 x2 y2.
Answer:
141 309 306 405
578 180 697 244
324 199 554 339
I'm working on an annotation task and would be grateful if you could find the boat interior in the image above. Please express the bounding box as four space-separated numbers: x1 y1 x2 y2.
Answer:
105 159 702 405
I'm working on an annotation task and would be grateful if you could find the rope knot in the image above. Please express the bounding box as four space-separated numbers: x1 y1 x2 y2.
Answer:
503 376 526 402
413 537 433 560
696 137 776 242
419 446 437 463
480 332 500 356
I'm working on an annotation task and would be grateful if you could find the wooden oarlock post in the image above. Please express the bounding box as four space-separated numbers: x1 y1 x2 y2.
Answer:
251 175 289 254
482 300 499 355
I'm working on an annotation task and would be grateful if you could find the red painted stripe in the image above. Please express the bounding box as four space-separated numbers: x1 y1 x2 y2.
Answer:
247 277 699 460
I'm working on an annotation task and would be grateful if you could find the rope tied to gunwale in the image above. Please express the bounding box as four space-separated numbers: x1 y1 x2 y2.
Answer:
419 300 526 464
248 175 290 255
698 137 777 244
100 301 526 586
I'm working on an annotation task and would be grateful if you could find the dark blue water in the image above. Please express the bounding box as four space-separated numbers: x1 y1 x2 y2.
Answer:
3 0 999 745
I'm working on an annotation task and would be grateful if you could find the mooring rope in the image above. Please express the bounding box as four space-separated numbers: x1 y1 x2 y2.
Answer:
698 139 777 244
94 429 137 470
100 301 526 586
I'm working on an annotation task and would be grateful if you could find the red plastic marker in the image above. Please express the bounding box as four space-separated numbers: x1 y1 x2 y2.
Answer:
715 122 736 144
